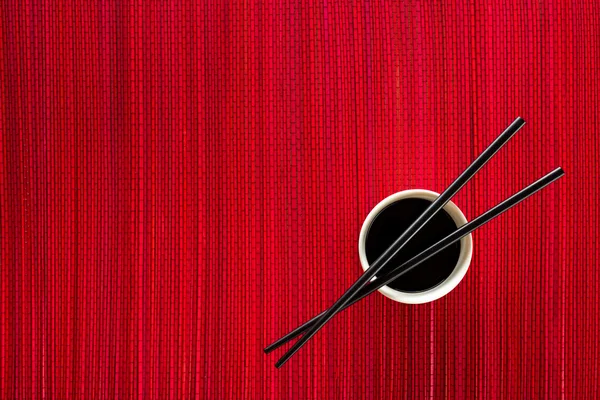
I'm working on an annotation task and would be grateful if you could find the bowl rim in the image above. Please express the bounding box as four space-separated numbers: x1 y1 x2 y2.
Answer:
358 189 473 304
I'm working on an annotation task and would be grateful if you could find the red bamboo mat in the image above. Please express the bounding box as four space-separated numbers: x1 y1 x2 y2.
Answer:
1 1 599 399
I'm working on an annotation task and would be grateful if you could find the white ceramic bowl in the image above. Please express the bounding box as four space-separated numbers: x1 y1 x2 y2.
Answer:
358 189 473 304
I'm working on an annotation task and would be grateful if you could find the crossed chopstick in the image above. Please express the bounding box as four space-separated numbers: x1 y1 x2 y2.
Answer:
266 117 564 367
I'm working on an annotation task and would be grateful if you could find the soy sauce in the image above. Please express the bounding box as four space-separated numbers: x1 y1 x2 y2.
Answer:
364 198 461 292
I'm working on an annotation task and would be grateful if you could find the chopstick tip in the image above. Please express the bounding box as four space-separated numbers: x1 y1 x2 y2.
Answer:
264 344 276 354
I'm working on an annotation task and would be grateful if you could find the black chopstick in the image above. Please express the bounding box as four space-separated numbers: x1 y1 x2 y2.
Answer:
266 167 564 355
274 117 526 367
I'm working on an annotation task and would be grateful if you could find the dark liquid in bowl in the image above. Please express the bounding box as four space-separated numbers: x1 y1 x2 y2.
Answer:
364 198 462 292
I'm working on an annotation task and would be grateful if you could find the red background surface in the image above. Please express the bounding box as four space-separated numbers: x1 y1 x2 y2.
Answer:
1 1 599 399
